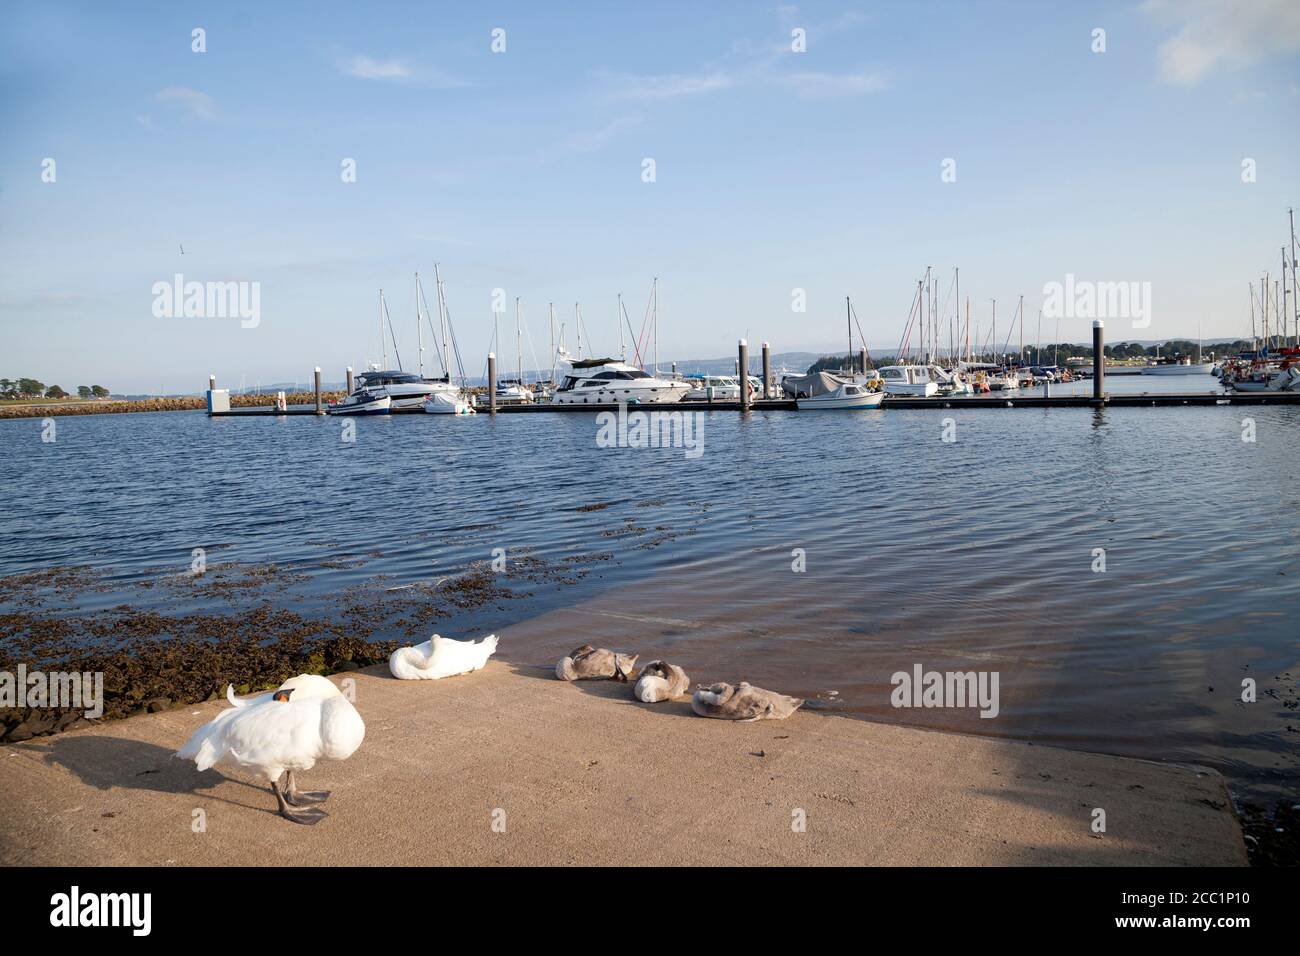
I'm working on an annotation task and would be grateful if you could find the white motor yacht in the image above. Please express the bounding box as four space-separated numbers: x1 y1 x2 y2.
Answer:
350 368 459 409
551 356 691 405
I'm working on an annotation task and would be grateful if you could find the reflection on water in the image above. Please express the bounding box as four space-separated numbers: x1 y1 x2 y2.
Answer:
0 401 1296 811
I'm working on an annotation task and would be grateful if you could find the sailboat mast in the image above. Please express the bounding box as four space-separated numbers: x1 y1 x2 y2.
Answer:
652 278 659 375
549 302 556 384
379 289 388 369
1290 207 1299 345
575 303 583 358
991 299 996 364
415 272 424 377
952 267 959 365
515 297 523 384
434 263 449 378
1018 295 1024 364
846 295 852 371
617 294 625 361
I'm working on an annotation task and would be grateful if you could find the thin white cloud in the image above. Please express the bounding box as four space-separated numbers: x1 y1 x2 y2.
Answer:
1143 0 1300 86
594 8 881 102
535 116 642 161
338 54 467 89
597 70 735 102
777 69 889 98
153 87 215 119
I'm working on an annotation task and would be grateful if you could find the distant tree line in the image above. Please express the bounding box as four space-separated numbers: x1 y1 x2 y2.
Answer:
805 339 1261 373
0 378 109 400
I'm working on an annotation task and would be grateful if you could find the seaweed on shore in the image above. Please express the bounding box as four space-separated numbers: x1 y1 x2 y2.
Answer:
0 549 606 744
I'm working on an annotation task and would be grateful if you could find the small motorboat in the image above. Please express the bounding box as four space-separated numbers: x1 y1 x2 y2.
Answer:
326 389 392 415
422 391 476 415
785 371 885 409
877 365 942 397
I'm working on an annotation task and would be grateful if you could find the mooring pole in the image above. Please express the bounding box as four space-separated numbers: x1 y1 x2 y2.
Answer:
1092 319 1105 401
314 367 323 415
858 348 867 377
346 366 354 394
738 338 750 410
209 374 216 393
487 352 497 416
761 341 772 399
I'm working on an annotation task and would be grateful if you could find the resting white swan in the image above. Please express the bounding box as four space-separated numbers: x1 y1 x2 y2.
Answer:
388 633 499 680
176 674 365 825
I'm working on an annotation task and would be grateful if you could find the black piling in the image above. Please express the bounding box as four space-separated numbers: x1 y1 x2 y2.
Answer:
1092 320 1105 401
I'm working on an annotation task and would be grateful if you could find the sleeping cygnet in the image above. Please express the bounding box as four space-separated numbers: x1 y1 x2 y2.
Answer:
633 660 690 702
691 681 804 721
555 644 639 682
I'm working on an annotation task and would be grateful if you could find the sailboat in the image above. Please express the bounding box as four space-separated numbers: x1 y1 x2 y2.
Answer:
336 281 461 411
421 266 477 414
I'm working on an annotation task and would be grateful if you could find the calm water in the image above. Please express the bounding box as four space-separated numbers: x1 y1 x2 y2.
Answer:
1 379 1297 813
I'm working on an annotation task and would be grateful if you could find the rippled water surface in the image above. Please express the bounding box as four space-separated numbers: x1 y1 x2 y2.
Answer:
1 386 1297 813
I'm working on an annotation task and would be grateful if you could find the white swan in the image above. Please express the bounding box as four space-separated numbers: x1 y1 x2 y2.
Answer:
388 633 499 680
176 674 365 825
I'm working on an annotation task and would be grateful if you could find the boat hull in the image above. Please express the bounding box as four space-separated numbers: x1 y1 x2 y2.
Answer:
1141 363 1215 375
552 383 691 405
327 396 392 415
797 390 885 410
884 382 938 397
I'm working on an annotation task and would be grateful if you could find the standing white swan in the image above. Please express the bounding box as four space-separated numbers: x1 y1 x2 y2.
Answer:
388 633 499 680
176 674 365 825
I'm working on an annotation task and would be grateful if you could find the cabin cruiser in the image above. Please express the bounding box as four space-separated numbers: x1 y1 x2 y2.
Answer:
878 364 945 397
349 369 458 409
685 375 742 401
327 388 392 415
783 371 884 409
551 357 691 404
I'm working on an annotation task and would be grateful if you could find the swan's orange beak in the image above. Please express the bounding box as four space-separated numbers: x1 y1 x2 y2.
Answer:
273 689 294 702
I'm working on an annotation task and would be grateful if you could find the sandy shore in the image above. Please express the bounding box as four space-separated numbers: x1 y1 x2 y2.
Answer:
0 662 1246 866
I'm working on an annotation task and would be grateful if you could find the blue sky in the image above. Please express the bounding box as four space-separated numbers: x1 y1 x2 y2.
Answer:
2 1 1298 392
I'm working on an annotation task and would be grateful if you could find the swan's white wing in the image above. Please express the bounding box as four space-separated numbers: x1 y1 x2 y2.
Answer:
210 699 329 778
